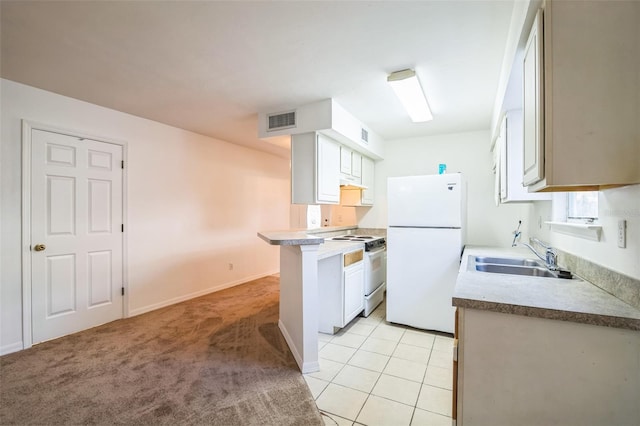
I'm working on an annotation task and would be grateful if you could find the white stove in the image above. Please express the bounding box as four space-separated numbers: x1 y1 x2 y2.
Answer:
328 234 386 317
329 235 386 252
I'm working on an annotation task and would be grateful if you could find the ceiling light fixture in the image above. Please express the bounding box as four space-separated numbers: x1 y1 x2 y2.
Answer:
387 69 433 122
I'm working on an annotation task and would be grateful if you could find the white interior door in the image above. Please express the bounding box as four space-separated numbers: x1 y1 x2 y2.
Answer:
31 129 123 344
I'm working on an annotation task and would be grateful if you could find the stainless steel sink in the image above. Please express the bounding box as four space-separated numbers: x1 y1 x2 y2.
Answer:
474 263 557 278
473 256 543 267
468 255 577 279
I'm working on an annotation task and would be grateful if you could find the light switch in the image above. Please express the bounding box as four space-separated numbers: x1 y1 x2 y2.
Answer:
617 220 626 248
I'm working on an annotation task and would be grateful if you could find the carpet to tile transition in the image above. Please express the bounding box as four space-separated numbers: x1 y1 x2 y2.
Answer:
0 275 323 425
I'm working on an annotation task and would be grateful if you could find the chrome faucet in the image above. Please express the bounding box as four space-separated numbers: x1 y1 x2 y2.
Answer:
530 238 559 271
511 221 559 270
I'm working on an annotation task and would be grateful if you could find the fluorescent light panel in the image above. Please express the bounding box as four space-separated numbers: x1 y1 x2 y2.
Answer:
387 69 433 122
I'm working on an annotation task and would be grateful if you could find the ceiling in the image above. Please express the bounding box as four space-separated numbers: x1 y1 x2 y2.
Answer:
1 1 515 158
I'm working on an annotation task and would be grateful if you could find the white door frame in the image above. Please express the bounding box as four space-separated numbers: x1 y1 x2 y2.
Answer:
21 120 129 349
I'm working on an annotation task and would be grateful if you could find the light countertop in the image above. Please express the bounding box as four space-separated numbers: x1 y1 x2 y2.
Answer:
257 230 325 246
258 226 368 260
317 240 364 260
257 225 359 246
454 246 640 330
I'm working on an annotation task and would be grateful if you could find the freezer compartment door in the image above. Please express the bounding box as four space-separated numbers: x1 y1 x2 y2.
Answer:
386 227 461 333
388 174 464 228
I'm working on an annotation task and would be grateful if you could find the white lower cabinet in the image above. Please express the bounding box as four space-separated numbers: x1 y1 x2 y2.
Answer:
318 249 365 334
343 258 365 324
455 308 640 424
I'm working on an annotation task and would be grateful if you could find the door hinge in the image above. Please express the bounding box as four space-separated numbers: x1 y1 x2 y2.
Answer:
121 224 124 232
121 160 124 169
121 287 125 296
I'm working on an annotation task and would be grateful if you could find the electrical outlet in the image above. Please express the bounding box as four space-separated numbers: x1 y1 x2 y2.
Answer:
617 220 626 248
228 263 234 271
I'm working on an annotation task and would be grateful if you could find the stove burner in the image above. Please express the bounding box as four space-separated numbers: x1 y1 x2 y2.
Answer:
328 234 386 251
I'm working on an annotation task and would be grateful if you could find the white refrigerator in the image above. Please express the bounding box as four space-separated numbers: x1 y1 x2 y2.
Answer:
386 173 466 333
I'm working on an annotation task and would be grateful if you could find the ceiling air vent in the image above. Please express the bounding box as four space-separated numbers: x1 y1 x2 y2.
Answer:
267 111 296 131
361 128 369 144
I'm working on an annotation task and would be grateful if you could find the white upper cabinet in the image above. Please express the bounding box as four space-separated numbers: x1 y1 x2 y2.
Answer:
523 0 640 192
351 152 362 179
291 132 340 204
341 155 375 206
340 146 352 175
498 110 551 203
258 99 384 161
262 99 383 205
339 146 362 185
522 9 544 187
360 156 374 205
317 134 341 203
292 132 376 206
498 115 507 201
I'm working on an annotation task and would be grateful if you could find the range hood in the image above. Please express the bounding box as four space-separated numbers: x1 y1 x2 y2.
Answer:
340 179 368 190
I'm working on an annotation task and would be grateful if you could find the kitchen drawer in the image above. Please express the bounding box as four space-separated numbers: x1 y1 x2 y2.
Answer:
363 282 385 317
344 249 363 267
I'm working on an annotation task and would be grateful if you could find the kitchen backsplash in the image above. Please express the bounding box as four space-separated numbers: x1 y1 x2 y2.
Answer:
354 228 387 237
558 250 640 310
306 226 387 238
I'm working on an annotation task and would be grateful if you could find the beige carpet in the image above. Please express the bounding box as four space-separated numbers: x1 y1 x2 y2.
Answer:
0 275 323 425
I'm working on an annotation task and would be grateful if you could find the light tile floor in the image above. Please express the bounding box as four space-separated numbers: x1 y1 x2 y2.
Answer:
304 301 454 426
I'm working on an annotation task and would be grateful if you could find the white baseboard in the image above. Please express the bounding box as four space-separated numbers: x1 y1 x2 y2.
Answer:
278 319 319 374
278 319 303 370
1 341 24 356
128 271 279 317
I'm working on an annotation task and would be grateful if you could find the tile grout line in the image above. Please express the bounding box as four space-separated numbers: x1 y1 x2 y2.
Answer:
346 318 407 425
314 314 387 424
410 345 434 424
310 304 455 425
329 311 401 424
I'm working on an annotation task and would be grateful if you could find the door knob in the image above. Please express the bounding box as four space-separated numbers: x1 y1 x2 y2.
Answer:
33 244 46 252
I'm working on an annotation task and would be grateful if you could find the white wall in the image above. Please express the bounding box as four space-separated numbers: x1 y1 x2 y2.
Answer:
530 185 640 280
1 79 290 353
357 130 531 247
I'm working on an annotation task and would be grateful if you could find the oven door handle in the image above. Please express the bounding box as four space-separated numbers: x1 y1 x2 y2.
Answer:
367 247 386 256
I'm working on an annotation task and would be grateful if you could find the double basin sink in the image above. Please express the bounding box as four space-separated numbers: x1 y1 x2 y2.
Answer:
469 256 576 280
